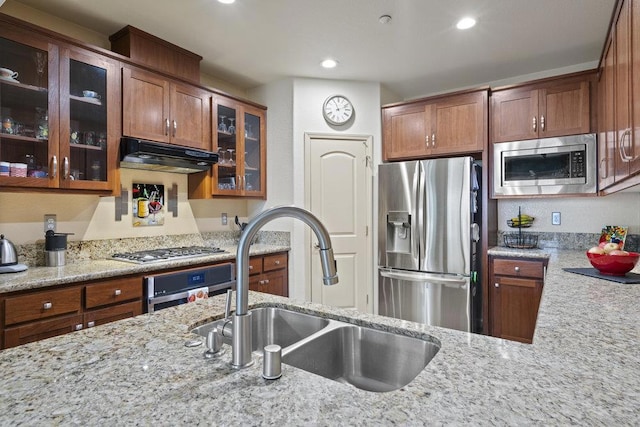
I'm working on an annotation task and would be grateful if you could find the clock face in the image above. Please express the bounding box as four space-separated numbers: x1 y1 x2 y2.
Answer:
323 95 354 125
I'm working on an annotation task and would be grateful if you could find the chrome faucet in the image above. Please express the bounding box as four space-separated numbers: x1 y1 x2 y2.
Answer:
231 206 338 369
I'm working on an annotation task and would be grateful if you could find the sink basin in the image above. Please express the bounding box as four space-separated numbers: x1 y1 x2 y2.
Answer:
283 324 440 392
192 306 440 392
192 307 330 354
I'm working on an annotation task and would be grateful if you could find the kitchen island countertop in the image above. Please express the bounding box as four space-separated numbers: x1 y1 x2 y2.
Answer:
0 249 638 425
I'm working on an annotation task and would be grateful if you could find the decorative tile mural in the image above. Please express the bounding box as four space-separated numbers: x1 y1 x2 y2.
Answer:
132 183 164 226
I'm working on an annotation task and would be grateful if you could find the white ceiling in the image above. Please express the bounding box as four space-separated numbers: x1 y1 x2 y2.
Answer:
13 0 616 99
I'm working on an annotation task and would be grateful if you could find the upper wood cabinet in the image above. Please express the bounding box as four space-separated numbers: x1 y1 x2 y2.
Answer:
122 66 211 150
382 90 487 161
189 95 267 199
59 45 120 190
597 0 640 193
491 75 592 143
0 17 119 193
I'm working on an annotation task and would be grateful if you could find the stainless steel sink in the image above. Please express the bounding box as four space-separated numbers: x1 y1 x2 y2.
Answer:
192 307 330 354
283 324 440 392
192 306 440 392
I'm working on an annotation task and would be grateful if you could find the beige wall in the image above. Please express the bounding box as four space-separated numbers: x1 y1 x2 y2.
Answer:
0 170 248 245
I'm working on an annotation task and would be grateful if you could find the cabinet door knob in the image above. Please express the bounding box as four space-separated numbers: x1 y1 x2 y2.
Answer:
264 279 270 284
494 283 499 288
514 266 520 273
87 321 96 328
274 260 280 265
249 265 253 270
43 302 53 310
114 289 122 296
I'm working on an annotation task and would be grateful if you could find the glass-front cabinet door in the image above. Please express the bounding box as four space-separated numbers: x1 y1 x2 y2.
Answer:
0 27 59 189
59 46 118 191
212 96 266 198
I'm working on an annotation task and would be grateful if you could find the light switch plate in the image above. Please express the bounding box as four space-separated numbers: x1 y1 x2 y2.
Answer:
552 212 561 225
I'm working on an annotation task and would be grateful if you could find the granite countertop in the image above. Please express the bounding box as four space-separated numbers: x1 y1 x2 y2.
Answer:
0 249 638 425
0 244 289 294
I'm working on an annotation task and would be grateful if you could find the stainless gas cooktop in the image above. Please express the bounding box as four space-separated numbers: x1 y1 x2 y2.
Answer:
111 246 226 264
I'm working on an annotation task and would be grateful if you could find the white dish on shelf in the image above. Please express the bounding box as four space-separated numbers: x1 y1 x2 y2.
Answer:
0 76 19 83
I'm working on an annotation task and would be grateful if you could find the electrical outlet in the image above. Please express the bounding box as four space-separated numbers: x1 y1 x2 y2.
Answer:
552 212 561 225
221 213 228 226
44 214 56 232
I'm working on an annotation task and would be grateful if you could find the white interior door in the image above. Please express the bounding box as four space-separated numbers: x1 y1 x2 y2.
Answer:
305 133 372 312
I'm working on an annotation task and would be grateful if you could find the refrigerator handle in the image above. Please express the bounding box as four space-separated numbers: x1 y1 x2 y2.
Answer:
379 268 468 286
416 161 425 263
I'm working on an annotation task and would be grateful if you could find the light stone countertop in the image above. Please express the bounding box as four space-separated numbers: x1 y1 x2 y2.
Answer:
0 244 289 294
0 249 639 425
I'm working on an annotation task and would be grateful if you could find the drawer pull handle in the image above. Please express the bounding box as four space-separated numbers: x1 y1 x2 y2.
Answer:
514 266 520 272
87 321 95 328
494 283 499 288
249 266 253 270
114 289 122 296
43 302 52 310
264 279 270 284
75 324 83 331
274 260 280 265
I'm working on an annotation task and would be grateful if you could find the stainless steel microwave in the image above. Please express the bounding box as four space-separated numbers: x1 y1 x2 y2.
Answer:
492 133 597 196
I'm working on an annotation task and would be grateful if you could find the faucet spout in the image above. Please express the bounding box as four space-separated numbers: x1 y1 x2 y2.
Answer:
231 206 338 369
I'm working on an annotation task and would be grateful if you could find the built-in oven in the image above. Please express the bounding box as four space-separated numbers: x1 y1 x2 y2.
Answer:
492 133 597 196
145 263 235 313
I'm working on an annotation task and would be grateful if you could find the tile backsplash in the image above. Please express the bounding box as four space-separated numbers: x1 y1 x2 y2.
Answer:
497 231 639 252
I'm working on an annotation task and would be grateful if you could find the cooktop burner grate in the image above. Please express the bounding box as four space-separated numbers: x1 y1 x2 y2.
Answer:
112 246 226 264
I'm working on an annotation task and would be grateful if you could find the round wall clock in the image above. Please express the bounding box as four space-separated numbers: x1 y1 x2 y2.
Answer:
322 95 354 125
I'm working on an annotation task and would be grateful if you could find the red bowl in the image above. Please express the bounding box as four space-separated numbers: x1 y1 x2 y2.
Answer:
586 251 640 276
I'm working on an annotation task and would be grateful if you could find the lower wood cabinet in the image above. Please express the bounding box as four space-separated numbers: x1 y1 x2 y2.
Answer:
2 275 143 349
489 256 548 344
249 252 289 297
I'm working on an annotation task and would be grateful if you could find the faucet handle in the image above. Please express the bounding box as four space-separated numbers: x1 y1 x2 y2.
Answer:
225 289 233 319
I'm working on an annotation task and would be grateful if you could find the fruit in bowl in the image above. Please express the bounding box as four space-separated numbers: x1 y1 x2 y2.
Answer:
586 246 640 276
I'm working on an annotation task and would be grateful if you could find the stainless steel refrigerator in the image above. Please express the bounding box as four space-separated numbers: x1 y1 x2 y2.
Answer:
378 156 482 333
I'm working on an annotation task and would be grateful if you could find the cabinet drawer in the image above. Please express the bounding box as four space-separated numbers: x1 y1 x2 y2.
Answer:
3 314 84 349
493 258 545 279
263 253 287 272
84 300 143 328
85 277 143 309
5 287 82 326
249 257 263 275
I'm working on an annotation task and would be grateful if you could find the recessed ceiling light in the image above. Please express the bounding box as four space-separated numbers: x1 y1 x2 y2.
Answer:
321 59 338 69
218 0 235 4
456 17 476 30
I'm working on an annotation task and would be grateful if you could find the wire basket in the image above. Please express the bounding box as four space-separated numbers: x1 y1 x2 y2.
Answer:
504 233 538 249
507 217 534 228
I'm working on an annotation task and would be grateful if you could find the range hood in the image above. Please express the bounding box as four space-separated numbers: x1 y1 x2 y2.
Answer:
119 137 218 174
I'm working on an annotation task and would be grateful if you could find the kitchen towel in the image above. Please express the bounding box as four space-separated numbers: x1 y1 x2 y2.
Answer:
563 268 640 284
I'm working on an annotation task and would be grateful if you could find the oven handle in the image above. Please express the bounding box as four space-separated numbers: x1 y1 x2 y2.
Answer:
147 280 236 313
